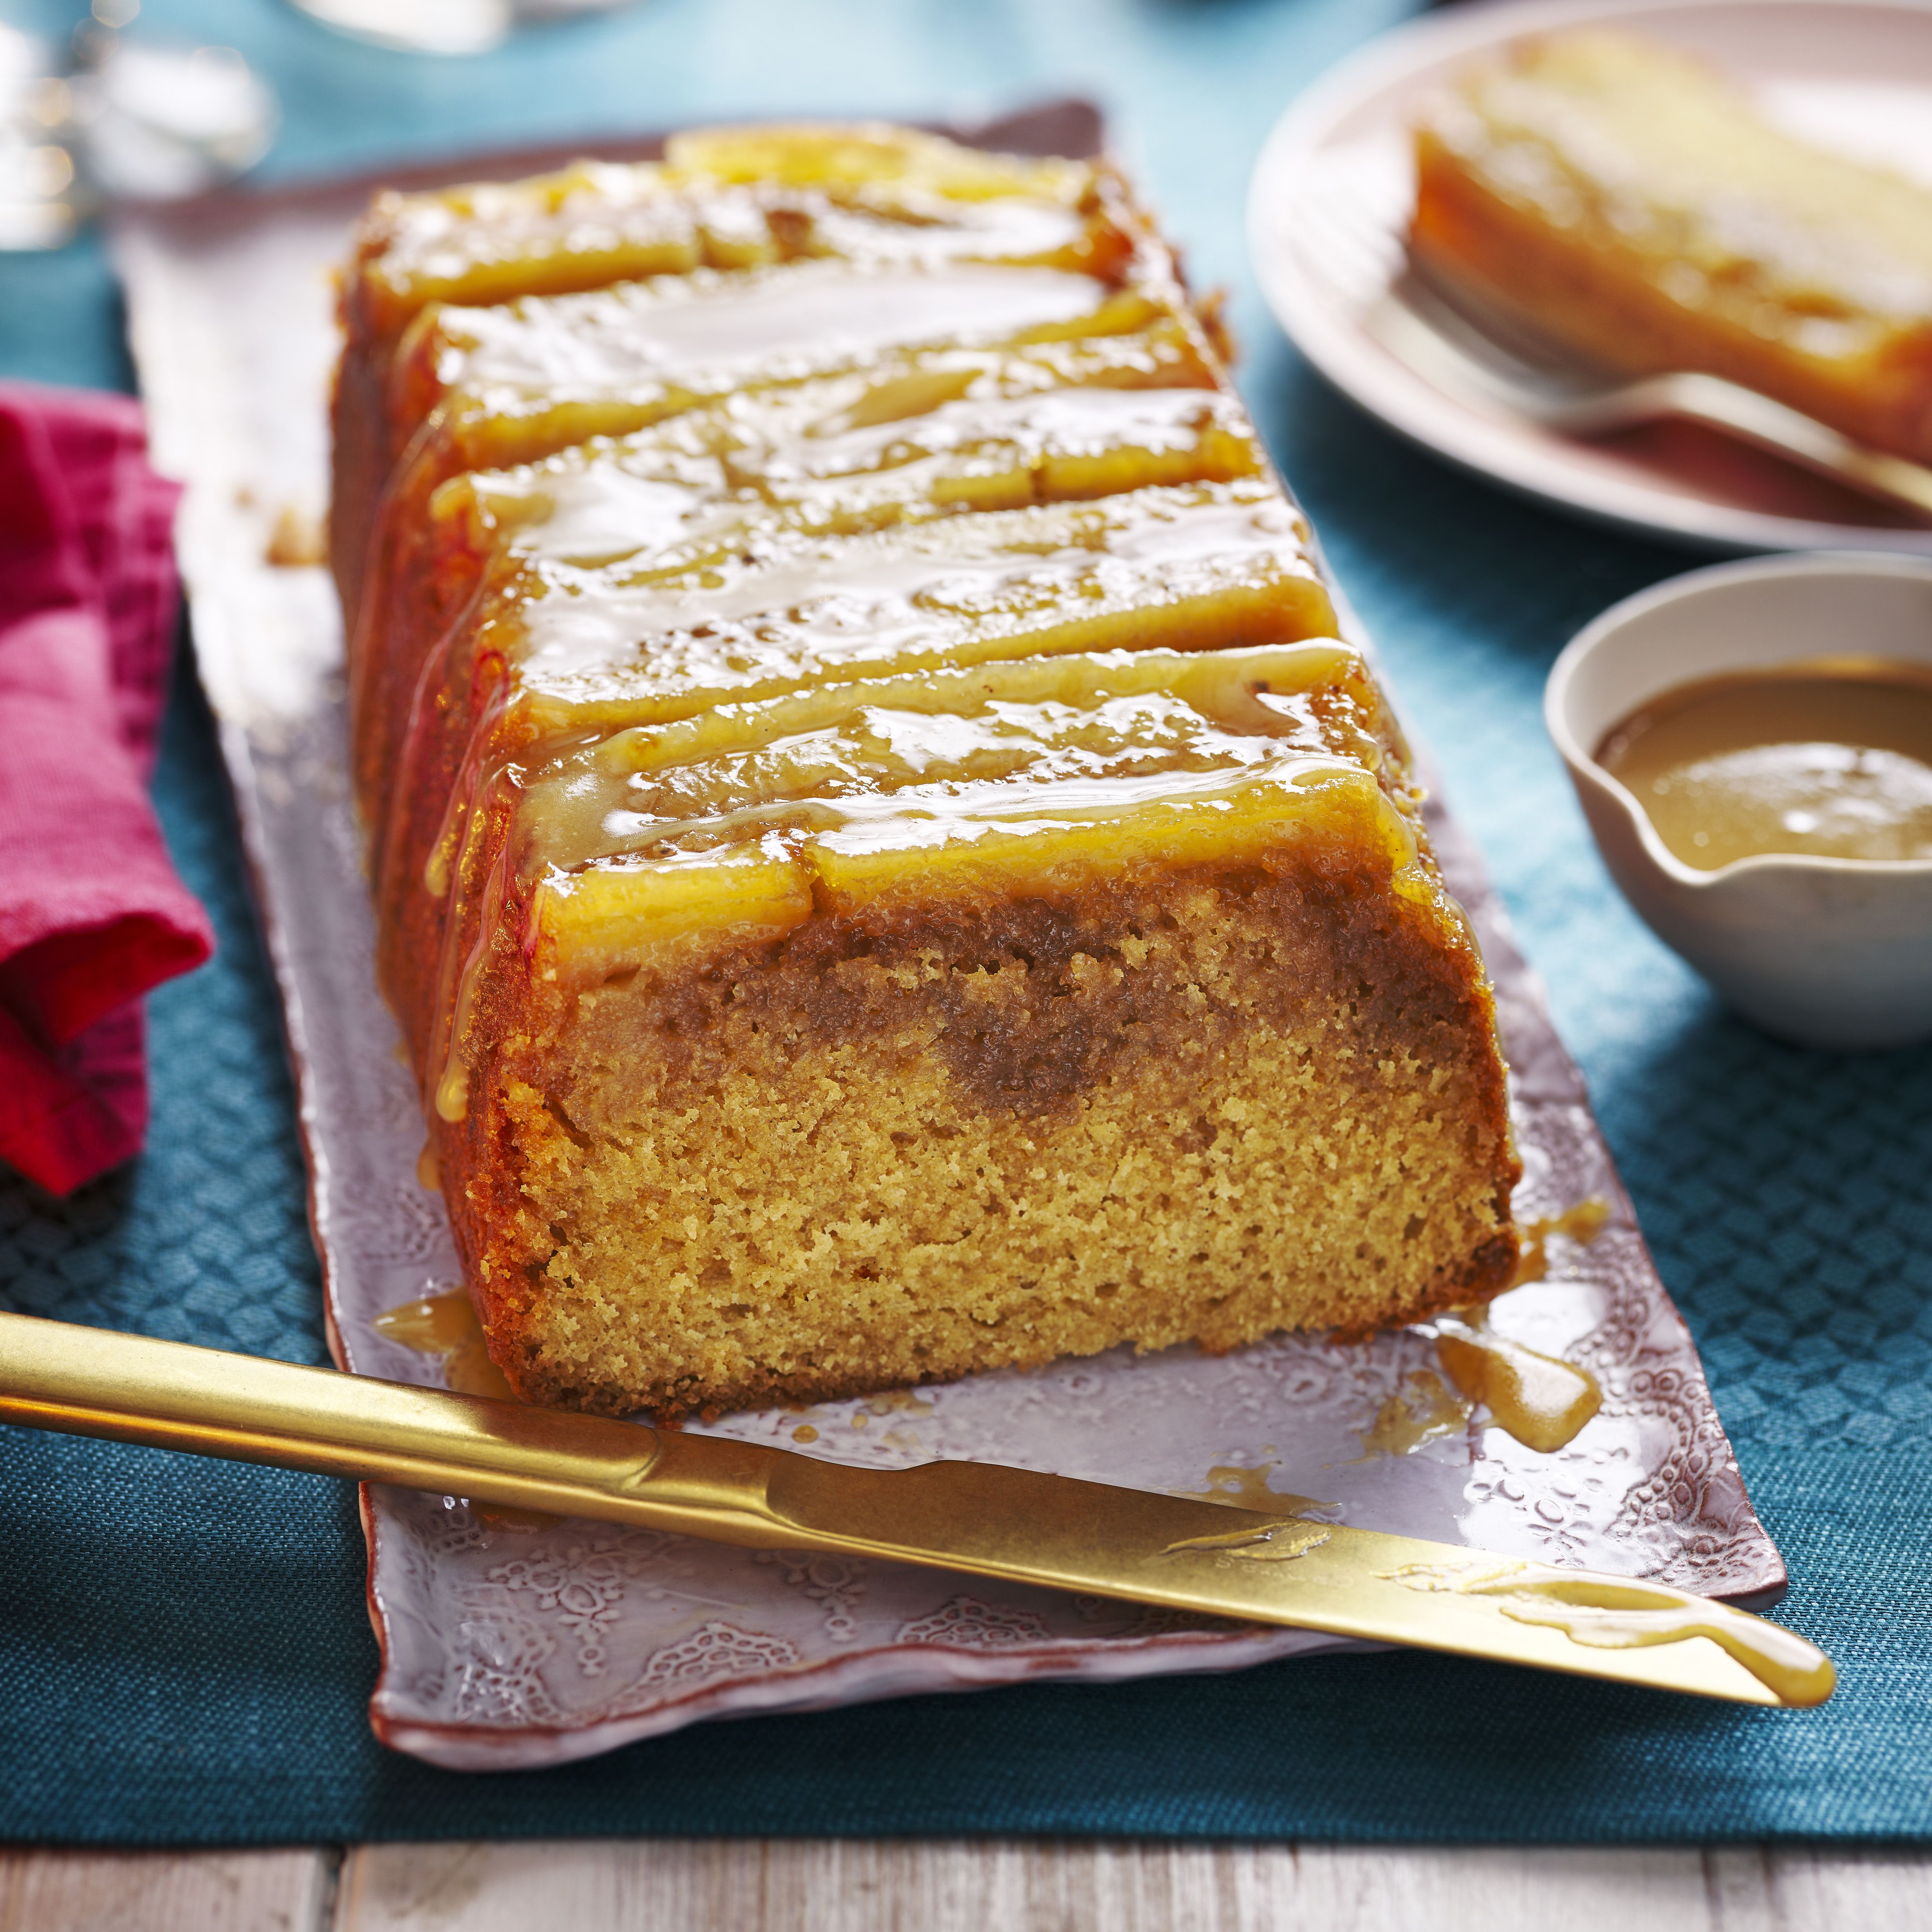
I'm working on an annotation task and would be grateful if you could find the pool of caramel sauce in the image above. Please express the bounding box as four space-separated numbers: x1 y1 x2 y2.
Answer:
1357 1199 1610 1459
1429 1200 1608 1455
374 1291 559 1531
374 1290 512 1400
1596 657 1932 870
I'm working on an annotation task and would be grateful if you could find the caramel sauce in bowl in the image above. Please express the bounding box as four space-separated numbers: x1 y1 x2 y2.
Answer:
1546 554 1932 1049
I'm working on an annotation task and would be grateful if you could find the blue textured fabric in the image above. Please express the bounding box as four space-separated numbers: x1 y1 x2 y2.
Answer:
2 0 1931 1846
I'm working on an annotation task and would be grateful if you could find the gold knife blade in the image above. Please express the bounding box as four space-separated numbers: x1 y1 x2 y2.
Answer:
0 1311 1832 1708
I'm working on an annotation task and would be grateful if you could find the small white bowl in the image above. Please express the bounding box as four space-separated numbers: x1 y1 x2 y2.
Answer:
1545 553 1932 1051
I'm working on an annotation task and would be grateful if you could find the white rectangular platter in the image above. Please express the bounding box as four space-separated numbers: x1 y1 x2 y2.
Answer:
111 110 1782 1772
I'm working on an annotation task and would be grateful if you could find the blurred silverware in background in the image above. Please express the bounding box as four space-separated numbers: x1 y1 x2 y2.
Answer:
1372 261 1932 525
1298 154 1932 527
283 0 643 58
0 1 276 245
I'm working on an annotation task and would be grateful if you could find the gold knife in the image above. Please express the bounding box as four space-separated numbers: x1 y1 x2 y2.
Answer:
0 1310 1831 1708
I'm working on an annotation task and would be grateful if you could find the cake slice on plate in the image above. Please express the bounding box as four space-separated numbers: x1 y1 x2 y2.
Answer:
1412 29 1932 464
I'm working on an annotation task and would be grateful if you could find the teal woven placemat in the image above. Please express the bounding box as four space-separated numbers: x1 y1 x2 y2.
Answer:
1 0 1928 1845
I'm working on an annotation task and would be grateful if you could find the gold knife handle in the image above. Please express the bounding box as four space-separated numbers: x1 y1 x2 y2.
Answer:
0 1309 786 1543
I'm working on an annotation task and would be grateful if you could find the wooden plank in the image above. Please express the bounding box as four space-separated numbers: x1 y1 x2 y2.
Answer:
6 1841 1928 1931
1747 1849 1932 1927
340 1840 1238 1932
1286 1846 1730 1930
334 1839 1773 1932
0 1847 334 1932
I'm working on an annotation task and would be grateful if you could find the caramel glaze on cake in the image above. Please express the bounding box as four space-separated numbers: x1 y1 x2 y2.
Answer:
335 122 1520 1417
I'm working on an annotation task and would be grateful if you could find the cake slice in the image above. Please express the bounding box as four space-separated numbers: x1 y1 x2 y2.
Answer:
336 123 1520 1418
1412 30 1932 463
432 644 1517 1414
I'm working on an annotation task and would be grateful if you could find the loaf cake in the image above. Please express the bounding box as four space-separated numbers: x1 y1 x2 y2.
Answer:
1412 31 1932 465
335 122 1520 1416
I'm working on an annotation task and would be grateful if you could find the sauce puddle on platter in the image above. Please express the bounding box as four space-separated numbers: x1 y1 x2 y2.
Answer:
1355 1370 1473 1459
1425 1196 1611 1456
1509 1196 1611 1289
1434 1317 1602 1455
373 1291 557 1531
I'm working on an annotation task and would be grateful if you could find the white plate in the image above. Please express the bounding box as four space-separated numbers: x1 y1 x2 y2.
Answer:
1248 0 1932 555
110 125 1781 1773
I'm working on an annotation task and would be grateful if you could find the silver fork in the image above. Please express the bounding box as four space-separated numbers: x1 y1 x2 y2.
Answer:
1297 146 1932 524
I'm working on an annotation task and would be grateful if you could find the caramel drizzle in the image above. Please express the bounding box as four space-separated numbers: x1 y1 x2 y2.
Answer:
1184 1459 1328 1510
1162 1519 1332 1562
373 1290 513 1400
434 835 516 1124
1431 1196 1610 1455
1353 1198 1612 1461
419 682 538 1128
373 1292 557 1532
1509 1196 1612 1290
1434 1318 1603 1456
1355 1369 1472 1459
1380 1559 1832 1706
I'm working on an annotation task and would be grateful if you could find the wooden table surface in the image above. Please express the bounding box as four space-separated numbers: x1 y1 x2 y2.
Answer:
2 1842 1927 1930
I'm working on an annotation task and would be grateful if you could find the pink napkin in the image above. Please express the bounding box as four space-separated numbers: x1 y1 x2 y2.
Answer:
0 382 214 1196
